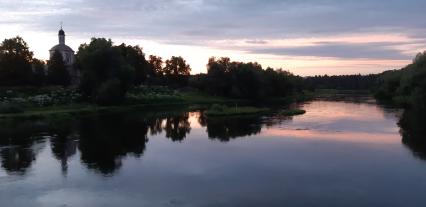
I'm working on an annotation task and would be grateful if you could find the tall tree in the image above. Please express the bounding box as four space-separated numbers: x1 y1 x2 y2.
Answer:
76 38 134 105
48 51 70 86
31 59 46 86
117 44 152 85
148 55 164 76
164 56 191 76
0 36 34 85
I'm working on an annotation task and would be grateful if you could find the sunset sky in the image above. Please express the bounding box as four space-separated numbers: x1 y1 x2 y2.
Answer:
1 0 425 76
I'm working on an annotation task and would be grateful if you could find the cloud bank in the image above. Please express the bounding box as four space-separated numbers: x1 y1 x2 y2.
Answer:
1 0 425 75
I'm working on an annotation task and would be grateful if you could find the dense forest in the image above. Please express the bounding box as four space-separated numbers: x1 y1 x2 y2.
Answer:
304 74 378 91
374 52 426 155
375 51 426 108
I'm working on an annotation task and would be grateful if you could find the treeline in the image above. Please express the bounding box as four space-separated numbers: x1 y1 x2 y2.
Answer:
375 51 426 108
374 52 426 156
76 38 191 105
304 74 379 91
0 37 193 105
189 57 303 100
0 37 46 86
0 36 304 105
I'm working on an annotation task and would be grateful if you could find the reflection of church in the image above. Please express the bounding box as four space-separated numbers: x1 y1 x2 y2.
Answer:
49 26 80 85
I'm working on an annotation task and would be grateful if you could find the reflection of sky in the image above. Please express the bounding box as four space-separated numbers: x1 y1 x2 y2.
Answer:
1 100 426 206
264 101 401 144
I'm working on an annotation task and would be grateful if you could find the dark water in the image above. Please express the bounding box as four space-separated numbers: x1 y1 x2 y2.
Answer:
1 98 426 207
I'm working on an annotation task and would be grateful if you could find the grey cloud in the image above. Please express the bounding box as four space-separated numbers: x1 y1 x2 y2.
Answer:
6 0 424 39
246 40 268 44
251 42 411 60
2 0 426 59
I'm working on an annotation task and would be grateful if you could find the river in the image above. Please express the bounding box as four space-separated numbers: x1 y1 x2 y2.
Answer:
0 97 425 207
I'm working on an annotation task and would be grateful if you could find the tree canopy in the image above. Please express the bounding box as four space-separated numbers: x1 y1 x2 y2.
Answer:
48 50 71 86
375 51 426 109
0 36 34 85
76 38 135 105
190 57 303 99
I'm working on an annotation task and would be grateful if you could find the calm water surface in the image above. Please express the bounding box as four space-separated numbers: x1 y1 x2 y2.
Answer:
1 98 426 207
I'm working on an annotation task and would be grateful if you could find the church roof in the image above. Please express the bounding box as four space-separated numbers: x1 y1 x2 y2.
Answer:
59 29 65 36
50 44 74 53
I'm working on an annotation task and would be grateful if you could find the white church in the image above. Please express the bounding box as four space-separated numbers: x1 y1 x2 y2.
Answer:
49 26 80 85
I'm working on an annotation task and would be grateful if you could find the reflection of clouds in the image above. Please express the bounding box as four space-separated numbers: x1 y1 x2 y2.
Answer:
36 189 148 207
265 129 399 144
263 100 401 144
287 101 400 134
299 101 389 122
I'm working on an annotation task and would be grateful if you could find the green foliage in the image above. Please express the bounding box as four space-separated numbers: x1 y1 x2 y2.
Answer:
126 85 184 104
279 108 306 116
96 79 125 105
304 74 378 91
205 104 269 116
0 87 81 108
48 51 71 86
0 103 24 114
0 36 34 86
155 56 192 87
31 59 46 86
148 55 164 76
375 51 426 109
116 44 152 85
164 56 191 76
76 38 135 105
191 57 302 100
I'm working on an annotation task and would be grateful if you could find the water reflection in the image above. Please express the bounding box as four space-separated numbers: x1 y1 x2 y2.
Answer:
164 114 191 142
399 108 426 160
2 100 426 207
0 120 46 175
0 110 292 176
0 100 425 177
77 115 149 175
204 116 262 142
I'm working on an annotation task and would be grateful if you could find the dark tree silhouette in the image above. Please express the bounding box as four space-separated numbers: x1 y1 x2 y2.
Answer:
205 116 262 142
192 57 302 100
31 58 46 86
0 36 34 85
164 113 191 142
164 56 191 76
117 44 152 85
148 55 164 76
48 50 71 86
76 38 135 105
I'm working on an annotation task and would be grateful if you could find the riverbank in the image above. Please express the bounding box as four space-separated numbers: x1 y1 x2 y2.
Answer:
0 90 312 119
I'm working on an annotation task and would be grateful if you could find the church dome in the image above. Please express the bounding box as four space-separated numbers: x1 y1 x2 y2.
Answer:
59 29 65 36
50 44 74 53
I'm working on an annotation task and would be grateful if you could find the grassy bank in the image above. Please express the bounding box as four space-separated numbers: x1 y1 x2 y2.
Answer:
279 109 306 116
205 104 269 117
0 86 311 119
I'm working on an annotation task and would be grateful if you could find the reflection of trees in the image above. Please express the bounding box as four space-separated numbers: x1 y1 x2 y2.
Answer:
0 120 46 175
77 114 149 175
0 110 193 176
399 108 426 160
164 113 191 142
50 120 77 176
205 116 262 142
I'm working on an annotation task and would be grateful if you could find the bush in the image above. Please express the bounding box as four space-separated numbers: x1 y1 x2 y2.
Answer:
96 79 125 105
210 104 226 112
279 109 306 116
0 103 24 114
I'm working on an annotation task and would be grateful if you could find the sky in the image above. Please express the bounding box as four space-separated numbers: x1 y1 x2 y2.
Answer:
1 0 425 76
